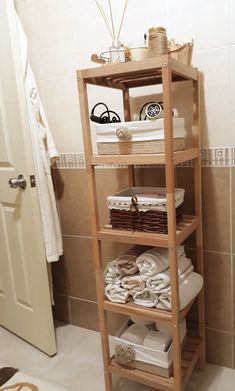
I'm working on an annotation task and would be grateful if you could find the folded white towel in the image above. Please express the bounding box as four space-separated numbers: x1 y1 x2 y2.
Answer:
136 246 185 281
121 324 149 345
105 283 129 304
121 274 145 294
133 288 159 308
146 256 192 294
156 272 203 310
130 315 155 326
104 260 123 285
143 330 172 352
154 265 194 295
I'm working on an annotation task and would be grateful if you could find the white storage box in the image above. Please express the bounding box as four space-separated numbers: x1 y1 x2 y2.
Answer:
95 118 186 154
107 187 185 233
114 319 187 377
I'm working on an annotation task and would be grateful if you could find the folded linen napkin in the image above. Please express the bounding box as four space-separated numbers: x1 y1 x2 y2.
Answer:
121 274 145 294
116 254 139 275
146 256 192 294
136 246 185 281
130 315 155 326
105 283 129 304
104 260 123 285
143 330 172 352
121 324 149 345
156 272 203 310
133 288 159 308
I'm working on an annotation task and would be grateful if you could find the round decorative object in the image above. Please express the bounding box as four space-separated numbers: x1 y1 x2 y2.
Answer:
145 102 163 119
116 127 132 140
115 344 136 365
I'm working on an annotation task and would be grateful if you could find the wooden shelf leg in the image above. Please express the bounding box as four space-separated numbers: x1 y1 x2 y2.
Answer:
162 61 183 391
77 75 113 390
122 88 135 186
193 74 206 370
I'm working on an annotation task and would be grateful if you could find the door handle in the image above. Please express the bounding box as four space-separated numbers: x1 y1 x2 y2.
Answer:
9 174 27 190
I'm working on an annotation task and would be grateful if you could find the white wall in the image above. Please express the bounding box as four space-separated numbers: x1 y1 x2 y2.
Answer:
16 0 235 153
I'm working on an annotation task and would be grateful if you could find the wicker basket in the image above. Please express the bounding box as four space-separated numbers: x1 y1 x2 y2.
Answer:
108 187 185 234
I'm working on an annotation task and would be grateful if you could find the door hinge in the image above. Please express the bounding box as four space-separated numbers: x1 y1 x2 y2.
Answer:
30 175 36 187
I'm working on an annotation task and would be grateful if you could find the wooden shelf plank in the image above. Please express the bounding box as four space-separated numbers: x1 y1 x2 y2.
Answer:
97 215 199 247
109 336 201 391
103 298 197 323
90 148 198 166
109 358 175 390
77 56 198 90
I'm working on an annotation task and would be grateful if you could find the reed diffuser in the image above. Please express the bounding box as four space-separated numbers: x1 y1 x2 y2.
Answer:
95 0 129 63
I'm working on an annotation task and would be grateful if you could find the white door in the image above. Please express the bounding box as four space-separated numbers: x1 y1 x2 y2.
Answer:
0 0 56 355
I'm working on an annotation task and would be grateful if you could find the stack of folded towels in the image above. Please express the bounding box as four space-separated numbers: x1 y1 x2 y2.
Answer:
104 245 203 310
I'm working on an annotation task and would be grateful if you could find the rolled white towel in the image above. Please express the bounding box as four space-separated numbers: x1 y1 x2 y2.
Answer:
104 260 123 285
121 274 145 294
121 324 149 345
146 256 192 294
157 272 203 310
136 246 185 281
133 288 159 308
143 330 172 352
130 315 155 326
105 283 129 304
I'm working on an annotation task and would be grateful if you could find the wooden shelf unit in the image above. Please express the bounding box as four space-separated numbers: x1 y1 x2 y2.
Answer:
77 54 205 391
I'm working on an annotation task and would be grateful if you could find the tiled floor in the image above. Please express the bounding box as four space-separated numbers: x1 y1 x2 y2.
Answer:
0 322 234 391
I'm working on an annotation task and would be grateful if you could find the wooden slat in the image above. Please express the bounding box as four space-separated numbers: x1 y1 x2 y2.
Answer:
109 358 175 391
182 338 201 387
90 148 199 166
103 297 197 323
169 57 198 81
98 215 199 246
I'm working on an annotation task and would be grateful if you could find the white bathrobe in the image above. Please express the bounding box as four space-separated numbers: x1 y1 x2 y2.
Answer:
16 15 63 263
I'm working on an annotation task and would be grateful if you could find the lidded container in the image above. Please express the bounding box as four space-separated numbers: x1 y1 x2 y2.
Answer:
148 27 168 57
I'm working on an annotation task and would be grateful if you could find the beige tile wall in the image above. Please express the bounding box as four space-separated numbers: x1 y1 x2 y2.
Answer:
16 0 235 370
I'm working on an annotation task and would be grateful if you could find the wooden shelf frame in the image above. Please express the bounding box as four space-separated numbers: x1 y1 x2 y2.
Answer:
77 56 205 391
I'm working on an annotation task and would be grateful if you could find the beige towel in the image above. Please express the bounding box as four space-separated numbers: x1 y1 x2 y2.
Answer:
121 324 149 345
105 284 129 304
133 288 159 308
146 256 192 293
136 246 185 281
116 255 139 275
121 275 145 294
157 272 203 310
143 330 172 352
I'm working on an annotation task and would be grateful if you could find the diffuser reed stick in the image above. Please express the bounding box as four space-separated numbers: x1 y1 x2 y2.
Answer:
95 0 114 40
117 0 128 41
108 0 116 41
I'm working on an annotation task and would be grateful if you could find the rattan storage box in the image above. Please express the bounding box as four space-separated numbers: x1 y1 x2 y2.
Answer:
114 319 187 377
96 118 185 155
107 187 185 233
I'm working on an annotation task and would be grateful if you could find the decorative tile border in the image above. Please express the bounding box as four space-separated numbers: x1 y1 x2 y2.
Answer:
55 147 235 169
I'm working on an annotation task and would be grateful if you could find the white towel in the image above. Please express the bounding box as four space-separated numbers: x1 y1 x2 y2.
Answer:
17 15 63 262
121 275 145 294
154 265 194 295
136 246 185 281
143 330 172 352
105 283 129 304
104 260 123 285
157 272 203 310
130 315 155 326
121 324 149 345
146 256 192 293
133 288 159 308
